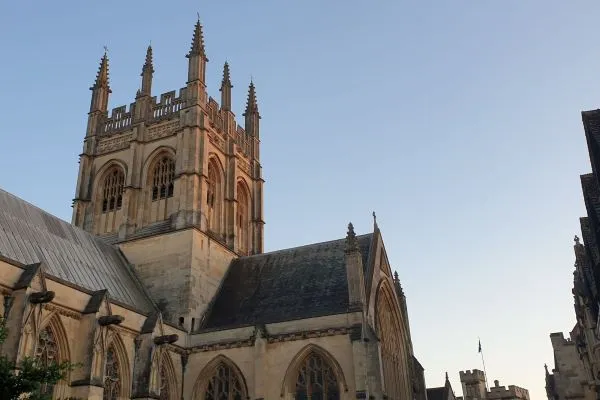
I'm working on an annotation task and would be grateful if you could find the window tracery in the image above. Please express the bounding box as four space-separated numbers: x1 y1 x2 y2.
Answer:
36 327 58 397
101 168 125 213
104 346 121 400
203 362 244 400
151 157 175 201
294 352 340 400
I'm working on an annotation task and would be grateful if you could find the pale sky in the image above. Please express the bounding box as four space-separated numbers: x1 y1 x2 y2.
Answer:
2 2 599 398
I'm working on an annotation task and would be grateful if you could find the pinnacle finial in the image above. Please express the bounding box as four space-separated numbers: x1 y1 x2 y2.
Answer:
142 44 154 74
575 235 581 245
187 18 208 59
394 271 399 281
92 50 110 89
244 80 259 115
373 211 380 231
346 222 359 252
221 61 232 88
544 363 549 375
445 372 449 382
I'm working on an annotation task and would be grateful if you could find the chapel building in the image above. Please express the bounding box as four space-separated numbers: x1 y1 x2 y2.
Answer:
0 19 425 400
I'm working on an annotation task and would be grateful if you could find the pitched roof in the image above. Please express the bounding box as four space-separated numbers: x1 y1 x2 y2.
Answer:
427 387 446 400
201 233 373 331
0 188 154 314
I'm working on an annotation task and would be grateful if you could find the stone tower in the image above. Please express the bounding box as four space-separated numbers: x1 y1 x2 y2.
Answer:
460 370 487 400
71 19 264 327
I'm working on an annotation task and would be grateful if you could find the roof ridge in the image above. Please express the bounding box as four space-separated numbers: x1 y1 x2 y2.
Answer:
240 233 373 260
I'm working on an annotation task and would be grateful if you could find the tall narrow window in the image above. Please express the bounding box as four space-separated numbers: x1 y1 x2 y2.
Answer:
36 327 58 397
207 160 222 234
236 183 249 253
104 346 121 400
294 352 340 400
204 363 244 400
102 169 125 213
152 157 175 201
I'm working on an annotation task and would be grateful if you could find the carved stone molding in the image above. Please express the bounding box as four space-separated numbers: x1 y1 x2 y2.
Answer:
238 158 250 175
43 303 81 320
208 132 226 153
190 338 254 353
266 327 350 343
97 133 134 154
145 120 180 142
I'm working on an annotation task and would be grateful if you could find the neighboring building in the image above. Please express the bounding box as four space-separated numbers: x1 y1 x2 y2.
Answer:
545 330 592 400
458 370 529 400
0 18 423 400
545 107 600 400
427 372 457 400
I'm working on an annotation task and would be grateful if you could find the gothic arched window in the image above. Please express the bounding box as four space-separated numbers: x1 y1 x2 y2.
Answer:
204 363 244 400
207 160 223 235
36 327 58 397
236 182 250 254
104 346 121 400
152 157 175 201
101 168 125 213
294 352 340 400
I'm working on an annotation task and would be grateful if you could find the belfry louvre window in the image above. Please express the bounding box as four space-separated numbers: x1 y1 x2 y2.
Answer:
152 157 175 201
102 169 125 213
294 352 340 400
204 363 244 400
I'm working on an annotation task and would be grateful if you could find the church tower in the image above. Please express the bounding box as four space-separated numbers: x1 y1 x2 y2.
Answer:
71 19 264 327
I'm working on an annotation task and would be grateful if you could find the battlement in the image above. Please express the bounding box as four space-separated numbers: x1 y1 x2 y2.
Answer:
99 88 187 135
487 380 530 400
460 369 486 383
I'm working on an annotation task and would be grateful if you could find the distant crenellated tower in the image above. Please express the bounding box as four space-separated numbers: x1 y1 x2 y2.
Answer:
460 370 487 400
71 19 264 326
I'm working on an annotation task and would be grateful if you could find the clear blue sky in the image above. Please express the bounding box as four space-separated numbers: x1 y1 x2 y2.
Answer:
1 1 599 398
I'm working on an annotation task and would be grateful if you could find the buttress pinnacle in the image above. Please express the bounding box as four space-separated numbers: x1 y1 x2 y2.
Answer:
345 222 359 253
244 80 259 115
92 52 110 89
187 19 208 60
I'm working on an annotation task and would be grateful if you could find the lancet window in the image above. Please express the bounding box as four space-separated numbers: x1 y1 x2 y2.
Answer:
101 168 125 213
151 157 175 201
104 346 121 400
236 183 250 253
206 160 222 234
294 352 340 400
203 363 244 400
36 327 58 397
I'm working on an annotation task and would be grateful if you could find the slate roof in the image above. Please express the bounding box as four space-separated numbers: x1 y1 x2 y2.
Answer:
426 387 446 400
0 188 154 314
201 233 374 330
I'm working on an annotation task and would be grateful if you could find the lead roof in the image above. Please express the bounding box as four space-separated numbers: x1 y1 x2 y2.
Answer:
0 188 154 314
